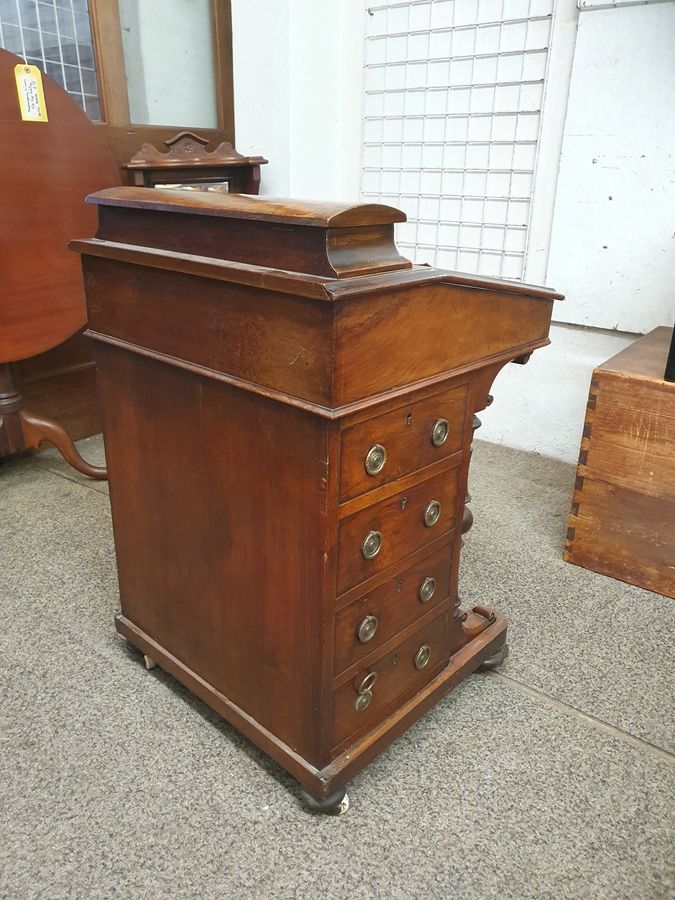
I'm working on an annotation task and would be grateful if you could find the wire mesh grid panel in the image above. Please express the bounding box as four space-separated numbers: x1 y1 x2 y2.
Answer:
0 0 100 120
361 0 556 279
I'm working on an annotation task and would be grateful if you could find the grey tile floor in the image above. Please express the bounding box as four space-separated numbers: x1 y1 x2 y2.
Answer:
1 435 673 899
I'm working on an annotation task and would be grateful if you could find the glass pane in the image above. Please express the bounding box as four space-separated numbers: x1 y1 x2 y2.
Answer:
0 0 101 120
118 0 217 128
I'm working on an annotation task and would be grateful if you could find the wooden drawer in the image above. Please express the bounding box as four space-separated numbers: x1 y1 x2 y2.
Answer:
339 384 467 502
337 467 459 594
332 612 448 748
333 541 453 675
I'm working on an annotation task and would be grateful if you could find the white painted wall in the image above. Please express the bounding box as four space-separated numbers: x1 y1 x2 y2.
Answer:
232 0 364 199
477 324 635 461
231 0 291 195
502 0 674 462
547 1 675 333
230 0 668 464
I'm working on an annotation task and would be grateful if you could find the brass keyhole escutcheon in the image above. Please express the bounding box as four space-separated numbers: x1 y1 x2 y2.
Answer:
362 530 383 559
418 576 436 603
415 644 431 670
424 500 441 527
357 614 379 643
364 443 387 476
431 418 449 447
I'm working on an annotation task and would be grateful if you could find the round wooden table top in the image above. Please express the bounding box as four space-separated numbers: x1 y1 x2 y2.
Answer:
0 48 120 363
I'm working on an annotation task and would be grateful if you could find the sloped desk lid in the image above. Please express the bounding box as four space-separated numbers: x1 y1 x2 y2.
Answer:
77 188 563 301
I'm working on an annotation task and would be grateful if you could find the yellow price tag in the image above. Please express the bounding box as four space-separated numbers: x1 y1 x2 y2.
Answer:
14 64 48 122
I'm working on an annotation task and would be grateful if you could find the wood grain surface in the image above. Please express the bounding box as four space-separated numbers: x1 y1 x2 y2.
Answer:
333 540 453 674
565 327 675 598
76 187 558 802
0 48 119 362
339 383 467 501
88 186 407 227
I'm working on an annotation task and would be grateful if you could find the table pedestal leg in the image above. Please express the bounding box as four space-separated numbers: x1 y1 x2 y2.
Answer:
0 363 107 480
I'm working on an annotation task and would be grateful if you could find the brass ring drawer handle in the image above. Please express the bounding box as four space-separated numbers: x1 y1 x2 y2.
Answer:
364 443 387 476
424 500 441 527
418 576 436 603
355 691 372 712
355 671 377 712
357 614 379 643
358 671 377 693
415 644 431 670
355 690 372 712
362 530 383 559
431 418 449 447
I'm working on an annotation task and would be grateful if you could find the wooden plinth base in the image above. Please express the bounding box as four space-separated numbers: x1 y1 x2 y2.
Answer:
115 611 508 805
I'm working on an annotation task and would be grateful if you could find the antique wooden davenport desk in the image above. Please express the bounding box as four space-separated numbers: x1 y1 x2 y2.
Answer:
72 189 560 813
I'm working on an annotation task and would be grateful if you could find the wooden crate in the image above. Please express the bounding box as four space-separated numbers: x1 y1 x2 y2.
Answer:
564 327 675 598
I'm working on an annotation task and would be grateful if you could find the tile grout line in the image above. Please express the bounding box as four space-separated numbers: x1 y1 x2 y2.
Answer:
31 460 108 496
488 670 675 765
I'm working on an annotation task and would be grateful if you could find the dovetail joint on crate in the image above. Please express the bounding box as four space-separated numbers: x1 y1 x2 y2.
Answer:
577 391 597 470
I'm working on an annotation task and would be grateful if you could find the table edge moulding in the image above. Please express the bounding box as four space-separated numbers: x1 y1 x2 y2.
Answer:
0 46 120 479
71 187 561 814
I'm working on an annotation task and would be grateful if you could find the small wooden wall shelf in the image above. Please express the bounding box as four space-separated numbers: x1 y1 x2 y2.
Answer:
124 131 267 194
565 327 675 599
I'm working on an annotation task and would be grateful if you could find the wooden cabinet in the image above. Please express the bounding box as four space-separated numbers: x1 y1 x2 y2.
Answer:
72 188 560 812
565 327 675 599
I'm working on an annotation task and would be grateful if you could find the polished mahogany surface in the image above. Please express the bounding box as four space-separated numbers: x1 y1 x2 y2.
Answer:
88 186 407 226
0 48 119 362
74 188 559 810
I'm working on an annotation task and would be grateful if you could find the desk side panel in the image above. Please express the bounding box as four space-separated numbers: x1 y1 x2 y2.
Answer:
83 257 334 406
334 283 553 406
96 344 330 760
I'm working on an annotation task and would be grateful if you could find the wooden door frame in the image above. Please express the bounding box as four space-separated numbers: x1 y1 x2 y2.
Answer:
88 0 235 171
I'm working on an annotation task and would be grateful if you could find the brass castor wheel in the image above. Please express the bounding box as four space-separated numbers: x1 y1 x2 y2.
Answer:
478 642 509 671
124 639 157 670
300 786 350 816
